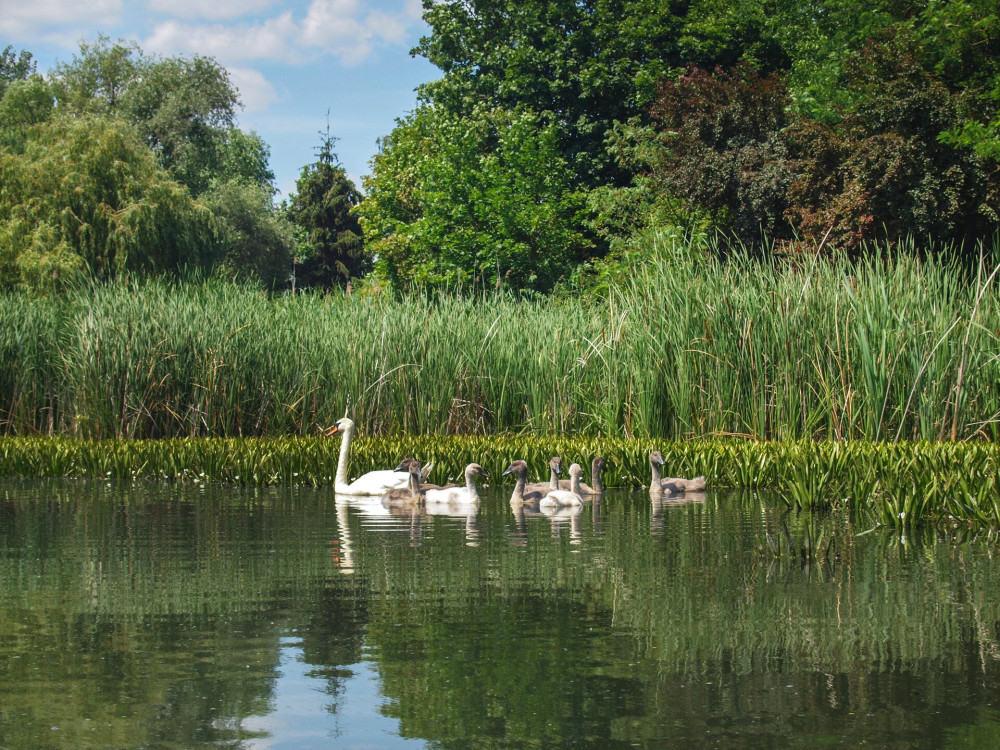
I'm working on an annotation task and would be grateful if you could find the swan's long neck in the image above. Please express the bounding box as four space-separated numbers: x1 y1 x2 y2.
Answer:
570 471 582 496
335 423 355 491
591 463 604 494
510 470 527 503
549 465 560 490
464 468 481 501
408 470 423 501
649 459 662 491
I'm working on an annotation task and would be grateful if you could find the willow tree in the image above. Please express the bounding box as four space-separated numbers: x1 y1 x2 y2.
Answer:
0 116 213 293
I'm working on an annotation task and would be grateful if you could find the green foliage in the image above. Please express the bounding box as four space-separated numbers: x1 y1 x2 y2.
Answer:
120 54 239 196
50 34 141 113
201 180 294 289
0 75 55 143
49 37 245 197
416 0 685 186
0 45 35 100
1 245 999 441
0 116 213 293
286 131 367 289
359 104 591 292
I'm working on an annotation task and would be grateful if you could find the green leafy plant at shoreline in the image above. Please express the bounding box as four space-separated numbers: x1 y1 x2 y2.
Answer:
2 435 999 530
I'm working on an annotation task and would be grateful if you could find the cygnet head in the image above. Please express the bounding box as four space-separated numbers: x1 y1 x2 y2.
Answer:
502 460 529 478
649 450 665 467
466 463 489 479
568 463 583 478
394 458 422 474
549 456 562 474
592 456 606 472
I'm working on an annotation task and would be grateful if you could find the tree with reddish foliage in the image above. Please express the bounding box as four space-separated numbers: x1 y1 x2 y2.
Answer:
650 65 795 248
785 34 995 252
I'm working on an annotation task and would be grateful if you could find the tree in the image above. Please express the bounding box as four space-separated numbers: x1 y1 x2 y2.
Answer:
50 35 141 113
784 34 996 250
0 75 55 140
0 45 35 100
358 104 591 292
120 54 239 196
50 37 242 196
287 131 368 290
202 180 294 290
0 116 213 293
650 65 795 247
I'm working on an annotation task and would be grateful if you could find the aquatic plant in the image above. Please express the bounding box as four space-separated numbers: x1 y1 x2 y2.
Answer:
3 435 1000 528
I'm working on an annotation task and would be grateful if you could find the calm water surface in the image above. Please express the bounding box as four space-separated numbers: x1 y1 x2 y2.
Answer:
2 479 1000 749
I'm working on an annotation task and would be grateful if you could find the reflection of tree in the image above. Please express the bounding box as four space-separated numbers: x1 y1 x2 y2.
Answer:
3 481 1000 748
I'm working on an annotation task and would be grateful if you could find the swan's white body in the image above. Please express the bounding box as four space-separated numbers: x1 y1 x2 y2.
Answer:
329 417 409 496
541 463 584 507
425 463 488 507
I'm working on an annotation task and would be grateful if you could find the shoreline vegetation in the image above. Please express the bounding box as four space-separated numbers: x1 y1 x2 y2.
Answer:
1 436 999 530
2 237 999 443
2 236 1000 529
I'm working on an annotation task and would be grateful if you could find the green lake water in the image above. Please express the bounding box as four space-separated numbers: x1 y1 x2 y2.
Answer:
2 479 1000 749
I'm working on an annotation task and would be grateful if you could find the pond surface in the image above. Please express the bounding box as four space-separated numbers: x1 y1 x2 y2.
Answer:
2 479 1000 749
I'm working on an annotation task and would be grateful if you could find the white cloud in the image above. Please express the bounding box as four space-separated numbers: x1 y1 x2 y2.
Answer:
228 65 279 112
145 0 277 21
144 14 299 62
145 0 421 67
0 0 121 37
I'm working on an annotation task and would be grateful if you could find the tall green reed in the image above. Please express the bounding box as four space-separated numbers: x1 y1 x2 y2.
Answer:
0 237 998 441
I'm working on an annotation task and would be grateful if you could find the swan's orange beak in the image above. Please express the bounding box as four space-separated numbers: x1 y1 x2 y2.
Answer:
324 424 340 436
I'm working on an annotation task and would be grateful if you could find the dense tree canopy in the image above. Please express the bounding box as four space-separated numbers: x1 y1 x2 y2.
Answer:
287 133 368 290
4 0 1000 296
0 116 213 293
356 0 1000 288
359 104 590 292
0 39 293 292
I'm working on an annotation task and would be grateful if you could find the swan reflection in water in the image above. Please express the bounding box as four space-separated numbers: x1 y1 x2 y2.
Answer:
332 496 481 573
509 501 584 546
650 491 707 534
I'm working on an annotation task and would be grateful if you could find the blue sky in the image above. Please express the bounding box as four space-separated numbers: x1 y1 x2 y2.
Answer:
0 0 439 198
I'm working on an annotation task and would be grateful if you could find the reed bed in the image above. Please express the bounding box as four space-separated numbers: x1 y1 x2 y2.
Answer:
1 239 1000 442
3 435 999 529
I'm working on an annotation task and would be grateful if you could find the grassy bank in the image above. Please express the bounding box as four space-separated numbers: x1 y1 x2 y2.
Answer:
2 436 999 529
1 237 999 441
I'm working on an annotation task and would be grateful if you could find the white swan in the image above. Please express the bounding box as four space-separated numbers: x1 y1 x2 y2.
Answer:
649 450 707 495
326 417 410 496
541 463 584 507
425 463 489 507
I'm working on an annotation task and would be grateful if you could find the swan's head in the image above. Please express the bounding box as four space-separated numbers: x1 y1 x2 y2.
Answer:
592 456 606 472
568 463 583 478
502 460 528 478
325 417 355 436
549 456 562 474
395 458 422 473
466 463 489 479
649 450 665 467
